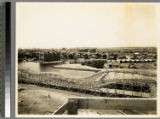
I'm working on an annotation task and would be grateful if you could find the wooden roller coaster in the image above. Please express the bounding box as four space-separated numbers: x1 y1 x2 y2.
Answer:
18 68 156 98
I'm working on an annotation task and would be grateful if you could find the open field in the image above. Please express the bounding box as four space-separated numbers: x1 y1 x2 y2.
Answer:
18 83 95 115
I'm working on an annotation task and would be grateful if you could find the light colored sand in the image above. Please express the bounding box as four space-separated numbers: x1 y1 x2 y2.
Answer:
55 64 99 70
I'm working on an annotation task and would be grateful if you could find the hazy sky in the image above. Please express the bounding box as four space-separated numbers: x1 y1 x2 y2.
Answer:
16 3 159 48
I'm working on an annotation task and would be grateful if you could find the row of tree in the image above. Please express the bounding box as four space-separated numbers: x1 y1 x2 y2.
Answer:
82 60 106 68
18 47 157 62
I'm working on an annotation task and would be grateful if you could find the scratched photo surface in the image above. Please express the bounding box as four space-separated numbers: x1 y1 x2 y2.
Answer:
16 3 159 116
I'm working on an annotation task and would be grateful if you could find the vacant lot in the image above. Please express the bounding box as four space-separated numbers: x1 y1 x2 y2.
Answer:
18 83 95 115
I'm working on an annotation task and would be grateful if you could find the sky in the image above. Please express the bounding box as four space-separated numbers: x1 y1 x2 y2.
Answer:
16 3 159 49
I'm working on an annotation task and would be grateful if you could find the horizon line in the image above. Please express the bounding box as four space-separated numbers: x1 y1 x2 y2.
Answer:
18 46 157 49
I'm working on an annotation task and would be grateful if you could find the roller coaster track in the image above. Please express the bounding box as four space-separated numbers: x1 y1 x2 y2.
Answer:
18 68 157 98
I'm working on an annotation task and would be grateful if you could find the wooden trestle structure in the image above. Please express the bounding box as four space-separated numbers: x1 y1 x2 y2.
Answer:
18 68 156 98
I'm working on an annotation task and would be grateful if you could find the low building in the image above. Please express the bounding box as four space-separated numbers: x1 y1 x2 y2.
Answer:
104 60 120 68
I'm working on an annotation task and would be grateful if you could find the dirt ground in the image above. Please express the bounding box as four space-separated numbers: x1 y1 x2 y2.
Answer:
18 83 94 115
18 84 156 115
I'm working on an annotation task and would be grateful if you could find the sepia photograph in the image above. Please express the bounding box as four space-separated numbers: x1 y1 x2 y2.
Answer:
16 2 158 116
